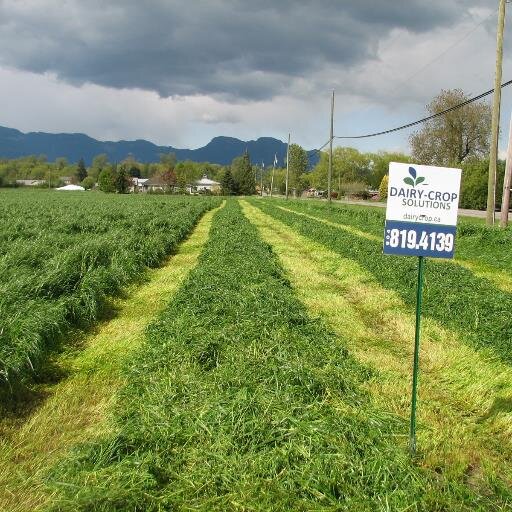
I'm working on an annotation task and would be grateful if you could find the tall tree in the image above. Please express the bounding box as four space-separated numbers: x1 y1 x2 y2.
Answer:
160 167 177 190
232 151 255 195
288 143 309 193
310 147 371 192
115 166 131 194
98 167 116 193
159 152 177 168
76 157 87 182
368 151 410 189
409 89 491 166
220 168 235 195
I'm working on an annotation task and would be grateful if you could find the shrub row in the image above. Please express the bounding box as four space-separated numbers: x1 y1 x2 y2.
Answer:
252 199 512 366
46 199 506 511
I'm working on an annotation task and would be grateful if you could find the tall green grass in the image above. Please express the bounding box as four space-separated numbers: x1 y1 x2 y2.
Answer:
277 199 512 274
0 190 220 387
251 199 512 366
45 200 509 511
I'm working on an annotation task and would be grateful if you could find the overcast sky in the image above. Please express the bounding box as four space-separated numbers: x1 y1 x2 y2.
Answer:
0 0 511 155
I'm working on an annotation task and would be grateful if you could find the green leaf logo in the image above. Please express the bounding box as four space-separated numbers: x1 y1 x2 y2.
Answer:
403 167 426 187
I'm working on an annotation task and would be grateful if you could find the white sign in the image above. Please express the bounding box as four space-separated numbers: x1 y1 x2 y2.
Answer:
387 162 461 226
383 163 462 258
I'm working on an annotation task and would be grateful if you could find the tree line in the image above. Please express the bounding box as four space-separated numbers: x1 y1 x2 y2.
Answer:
0 88 505 209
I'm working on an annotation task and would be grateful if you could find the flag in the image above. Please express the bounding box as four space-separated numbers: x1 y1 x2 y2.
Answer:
274 154 278 167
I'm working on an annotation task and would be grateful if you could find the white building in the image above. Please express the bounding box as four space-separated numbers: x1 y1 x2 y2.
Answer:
130 177 149 192
190 174 221 194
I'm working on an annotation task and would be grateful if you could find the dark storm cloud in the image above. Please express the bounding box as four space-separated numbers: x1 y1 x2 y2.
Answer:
0 0 494 101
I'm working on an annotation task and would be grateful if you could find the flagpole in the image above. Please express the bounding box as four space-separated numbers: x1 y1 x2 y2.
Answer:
260 161 264 197
270 154 276 198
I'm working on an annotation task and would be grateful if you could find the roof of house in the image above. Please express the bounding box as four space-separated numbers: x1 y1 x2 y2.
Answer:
145 177 168 186
196 174 220 186
56 184 85 191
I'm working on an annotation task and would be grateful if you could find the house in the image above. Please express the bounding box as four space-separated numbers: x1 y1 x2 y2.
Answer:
145 176 169 193
15 179 46 186
130 177 149 193
190 174 221 194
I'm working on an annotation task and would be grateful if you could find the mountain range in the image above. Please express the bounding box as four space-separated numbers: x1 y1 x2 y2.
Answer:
0 126 319 168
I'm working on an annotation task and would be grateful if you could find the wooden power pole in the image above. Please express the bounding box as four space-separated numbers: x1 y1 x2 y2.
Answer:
285 133 290 200
487 0 506 225
328 90 334 203
501 113 512 227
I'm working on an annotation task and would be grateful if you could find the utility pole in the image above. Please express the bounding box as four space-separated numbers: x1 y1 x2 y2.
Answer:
285 133 290 200
487 0 506 225
501 113 512 227
328 90 334 203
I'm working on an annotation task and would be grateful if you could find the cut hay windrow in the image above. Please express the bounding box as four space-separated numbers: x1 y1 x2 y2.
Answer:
251 199 512 366
45 199 507 511
275 198 512 275
0 190 220 387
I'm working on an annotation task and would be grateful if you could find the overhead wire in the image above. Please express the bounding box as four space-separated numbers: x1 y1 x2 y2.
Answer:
327 79 512 142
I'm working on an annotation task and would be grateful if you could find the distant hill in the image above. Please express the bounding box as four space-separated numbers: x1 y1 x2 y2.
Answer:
0 126 319 168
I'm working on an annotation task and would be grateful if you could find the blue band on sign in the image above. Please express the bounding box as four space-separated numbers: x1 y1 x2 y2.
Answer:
383 220 457 258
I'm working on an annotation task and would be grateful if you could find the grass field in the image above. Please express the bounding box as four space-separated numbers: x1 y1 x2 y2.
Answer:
0 190 220 391
1 191 511 510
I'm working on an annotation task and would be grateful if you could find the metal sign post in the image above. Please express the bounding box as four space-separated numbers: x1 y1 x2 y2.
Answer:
410 255 425 455
383 162 461 455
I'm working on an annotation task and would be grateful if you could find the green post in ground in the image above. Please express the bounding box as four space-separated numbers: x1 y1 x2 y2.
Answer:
410 255 425 455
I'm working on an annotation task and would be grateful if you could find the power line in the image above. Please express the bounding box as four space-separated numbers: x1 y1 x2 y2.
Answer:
331 79 512 141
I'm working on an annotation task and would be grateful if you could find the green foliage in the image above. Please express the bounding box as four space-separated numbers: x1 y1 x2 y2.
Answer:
231 152 255 195
310 147 372 193
0 190 220 387
288 143 309 194
379 174 389 200
254 199 512 366
98 167 116 193
369 151 411 188
159 152 177 168
76 158 87 183
80 176 95 190
410 89 491 165
460 159 505 210
220 168 235 195
115 166 131 194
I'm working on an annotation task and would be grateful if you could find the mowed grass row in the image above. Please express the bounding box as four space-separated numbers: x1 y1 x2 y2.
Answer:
0 190 220 388
242 200 512 495
0 204 223 512
276 199 512 275
251 199 512 365
46 200 501 511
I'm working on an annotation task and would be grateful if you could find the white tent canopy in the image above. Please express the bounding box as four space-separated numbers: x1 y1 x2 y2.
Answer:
56 184 85 191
